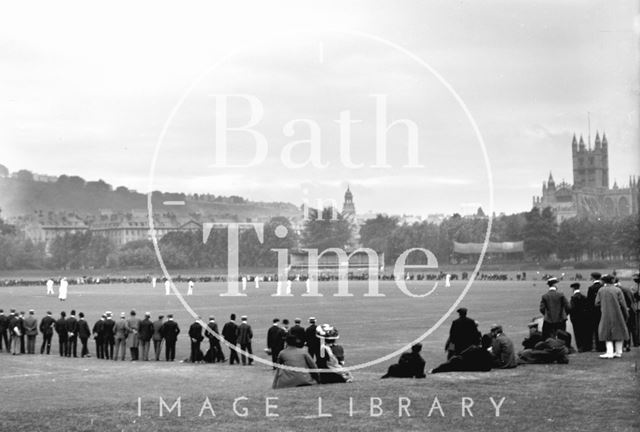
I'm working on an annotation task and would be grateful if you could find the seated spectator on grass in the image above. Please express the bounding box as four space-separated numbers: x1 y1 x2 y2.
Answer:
517 335 570 365
489 325 517 369
522 320 544 349
315 324 353 384
431 334 493 374
272 335 319 389
381 343 426 378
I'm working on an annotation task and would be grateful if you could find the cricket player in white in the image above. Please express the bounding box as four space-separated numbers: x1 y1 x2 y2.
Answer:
46 279 55 295
58 277 68 301
164 279 171 296
241 276 247 291
187 280 194 296
445 273 451 288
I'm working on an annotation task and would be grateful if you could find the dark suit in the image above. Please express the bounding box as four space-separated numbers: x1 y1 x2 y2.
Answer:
222 320 239 364
522 329 544 349
587 281 604 351
570 291 591 351
0 313 9 352
92 319 105 359
161 319 180 361
267 324 286 367
540 289 570 339
236 321 253 365
55 317 68 356
23 315 38 354
152 319 164 361
188 322 204 362
18 316 25 353
65 316 79 357
206 321 225 362
138 318 154 361
102 318 115 359
77 318 91 357
39 315 55 354
305 324 320 359
8 315 20 354
449 316 480 357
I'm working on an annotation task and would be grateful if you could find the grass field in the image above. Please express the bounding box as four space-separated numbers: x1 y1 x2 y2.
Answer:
0 279 638 431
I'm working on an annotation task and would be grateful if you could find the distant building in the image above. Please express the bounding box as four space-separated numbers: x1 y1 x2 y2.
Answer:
342 186 356 221
23 214 89 253
90 214 201 247
0 164 8 178
533 132 639 222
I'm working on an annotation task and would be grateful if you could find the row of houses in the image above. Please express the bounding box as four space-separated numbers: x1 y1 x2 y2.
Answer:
20 212 203 251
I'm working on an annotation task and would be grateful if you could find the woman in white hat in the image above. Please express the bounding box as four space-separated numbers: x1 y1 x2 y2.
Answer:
315 324 353 384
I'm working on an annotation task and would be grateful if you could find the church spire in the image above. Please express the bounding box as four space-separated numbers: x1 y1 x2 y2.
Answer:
594 131 601 149
578 135 585 150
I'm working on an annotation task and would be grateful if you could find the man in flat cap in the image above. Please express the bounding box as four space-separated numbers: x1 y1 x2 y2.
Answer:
522 319 544 349
205 316 225 363
540 277 570 339
489 325 517 369
152 314 164 361
23 310 38 354
305 317 320 360
103 312 116 360
236 315 253 365
161 314 180 361
266 318 285 368
288 318 306 348
569 282 590 352
54 311 67 357
138 312 154 361
586 272 604 351
39 311 55 355
92 314 106 359
447 307 481 358
113 312 129 361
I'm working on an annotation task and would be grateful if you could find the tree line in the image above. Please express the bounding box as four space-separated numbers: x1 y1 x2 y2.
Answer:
0 207 638 270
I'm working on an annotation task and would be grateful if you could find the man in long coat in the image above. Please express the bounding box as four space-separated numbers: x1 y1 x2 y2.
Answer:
23 310 38 354
569 283 591 352
126 310 141 361
236 315 253 365
222 313 239 365
586 272 604 351
39 311 55 355
161 314 180 361
267 318 286 368
539 277 570 339
595 274 629 359
54 311 68 357
138 312 154 361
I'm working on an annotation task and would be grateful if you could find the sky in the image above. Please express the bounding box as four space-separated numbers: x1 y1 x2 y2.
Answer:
1 0 638 216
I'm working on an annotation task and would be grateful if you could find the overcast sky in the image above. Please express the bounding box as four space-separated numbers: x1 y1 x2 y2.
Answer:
1 1 638 216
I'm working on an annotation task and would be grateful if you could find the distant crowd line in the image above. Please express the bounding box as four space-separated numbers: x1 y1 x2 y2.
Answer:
0 270 601 287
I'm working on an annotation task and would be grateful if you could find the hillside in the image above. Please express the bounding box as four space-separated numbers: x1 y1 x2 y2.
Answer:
0 175 300 221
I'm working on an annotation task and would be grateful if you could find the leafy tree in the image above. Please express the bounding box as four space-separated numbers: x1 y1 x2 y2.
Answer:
301 207 352 251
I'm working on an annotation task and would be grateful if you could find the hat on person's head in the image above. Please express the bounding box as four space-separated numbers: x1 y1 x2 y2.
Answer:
29 309 34 314
167 313 173 318
601 274 615 284
590 272 602 280
241 315 247 321
79 312 84 318
546 277 558 286
632 273 639 282
209 316 215 321
490 324 503 333
120 312 126 317
158 314 164 319
20 311 25 315
411 343 423 353
272 318 280 323
47 311 52 315
527 321 539 329
316 323 339 340
145 312 151 317
309 317 316 323
101 314 106 318
456 307 467 315
70 309 76 315
130 309 136 316
570 282 580 290
230 313 236 320
294 318 301 324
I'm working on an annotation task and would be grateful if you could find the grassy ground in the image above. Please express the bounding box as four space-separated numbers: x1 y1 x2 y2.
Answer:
0 279 638 431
